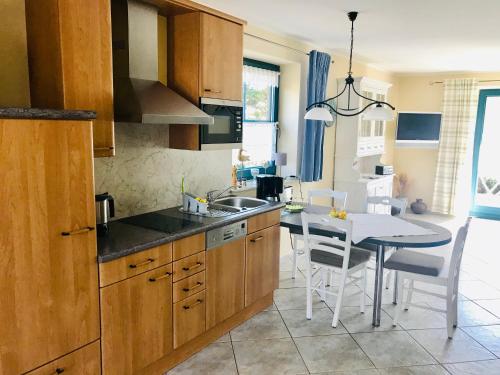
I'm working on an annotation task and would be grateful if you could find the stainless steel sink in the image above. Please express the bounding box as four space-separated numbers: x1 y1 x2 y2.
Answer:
214 196 270 210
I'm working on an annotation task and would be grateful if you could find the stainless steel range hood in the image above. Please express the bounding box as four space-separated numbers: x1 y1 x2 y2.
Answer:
112 0 213 125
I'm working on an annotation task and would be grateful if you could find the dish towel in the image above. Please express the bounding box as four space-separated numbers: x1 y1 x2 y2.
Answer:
347 214 437 244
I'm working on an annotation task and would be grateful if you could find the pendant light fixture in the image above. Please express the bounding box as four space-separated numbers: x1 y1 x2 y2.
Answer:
304 11 395 122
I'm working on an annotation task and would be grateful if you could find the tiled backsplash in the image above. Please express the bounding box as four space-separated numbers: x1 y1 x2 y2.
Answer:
94 123 232 219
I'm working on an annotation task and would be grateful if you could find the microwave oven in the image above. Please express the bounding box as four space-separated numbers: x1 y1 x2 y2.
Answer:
199 98 243 150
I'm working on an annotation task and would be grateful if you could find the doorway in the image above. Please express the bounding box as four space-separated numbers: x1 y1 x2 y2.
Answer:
471 89 500 220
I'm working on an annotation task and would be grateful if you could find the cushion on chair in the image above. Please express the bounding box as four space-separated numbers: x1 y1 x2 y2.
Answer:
384 250 445 276
352 242 378 252
311 247 371 269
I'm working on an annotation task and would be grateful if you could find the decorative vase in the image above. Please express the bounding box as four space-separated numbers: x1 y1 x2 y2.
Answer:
411 198 427 214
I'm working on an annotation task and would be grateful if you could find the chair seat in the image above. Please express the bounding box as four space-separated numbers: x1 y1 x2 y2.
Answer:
311 247 371 269
352 242 378 252
385 249 445 277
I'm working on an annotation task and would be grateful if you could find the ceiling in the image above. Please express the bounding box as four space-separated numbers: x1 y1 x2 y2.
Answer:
198 0 500 73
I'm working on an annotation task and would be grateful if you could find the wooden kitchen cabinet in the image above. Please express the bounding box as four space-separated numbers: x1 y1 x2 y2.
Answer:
0 119 99 374
25 0 115 157
101 264 174 375
206 238 246 329
168 11 243 150
173 290 207 349
25 341 101 375
200 13 243 100
245 225 281 306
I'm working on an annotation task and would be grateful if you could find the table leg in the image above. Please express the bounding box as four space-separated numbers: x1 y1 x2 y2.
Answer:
372 244 385 327
393 271 398 305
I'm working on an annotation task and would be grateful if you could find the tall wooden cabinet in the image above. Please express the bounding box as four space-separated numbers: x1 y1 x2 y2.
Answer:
0 118 100 374
25 0 115 157
168 11 244 150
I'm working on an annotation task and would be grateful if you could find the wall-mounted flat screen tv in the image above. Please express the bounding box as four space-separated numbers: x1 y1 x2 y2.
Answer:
396 112 441 147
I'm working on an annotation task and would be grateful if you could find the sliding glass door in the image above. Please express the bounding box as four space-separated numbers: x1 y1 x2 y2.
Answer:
471 89 500 219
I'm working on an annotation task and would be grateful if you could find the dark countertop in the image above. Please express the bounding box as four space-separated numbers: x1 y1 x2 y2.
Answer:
0 108 97 120
97 202 284 263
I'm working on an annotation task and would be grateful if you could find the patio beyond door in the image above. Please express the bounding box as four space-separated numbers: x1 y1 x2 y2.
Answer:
471 89 500 220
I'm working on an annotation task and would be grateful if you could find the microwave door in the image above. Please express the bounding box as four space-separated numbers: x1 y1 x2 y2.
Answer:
201 107 240 144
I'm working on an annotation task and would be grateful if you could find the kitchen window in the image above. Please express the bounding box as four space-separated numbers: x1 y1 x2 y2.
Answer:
233 58 280 167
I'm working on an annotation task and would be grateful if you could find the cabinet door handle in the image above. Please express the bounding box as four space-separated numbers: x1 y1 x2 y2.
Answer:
250 236 264 243
183 299 203 310
204 88 222 94
149 271 172 282
129 258 155 269
55 368 65 374
94 146 115 151
183 281 203 292
61 226 95 236
182 262 203 271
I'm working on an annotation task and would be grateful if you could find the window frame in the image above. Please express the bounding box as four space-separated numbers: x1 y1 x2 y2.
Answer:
239 58 280 171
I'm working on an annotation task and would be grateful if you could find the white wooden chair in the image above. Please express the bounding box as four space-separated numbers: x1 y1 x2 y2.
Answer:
388 217 471 338
302 212 370 327
290 189 348 279
356 196 408 293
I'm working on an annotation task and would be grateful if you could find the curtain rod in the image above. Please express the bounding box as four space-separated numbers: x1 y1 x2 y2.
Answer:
244 32 334 64
430 79 500 85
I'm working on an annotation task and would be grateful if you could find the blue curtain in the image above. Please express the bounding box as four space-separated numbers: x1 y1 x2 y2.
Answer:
300 50 331 182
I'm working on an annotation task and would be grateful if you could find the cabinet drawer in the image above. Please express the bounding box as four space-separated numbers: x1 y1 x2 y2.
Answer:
173 251 206 282
26 341 101 375
99 243 173 287
173 232 206 260
247 209 281 233
173 271 206 303
173 290 206 349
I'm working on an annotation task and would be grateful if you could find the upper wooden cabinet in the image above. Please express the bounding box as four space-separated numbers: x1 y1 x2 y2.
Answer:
25 0 115 157
0 118 99 374
200 13 243 101
168 11 243 150
169 12 243 103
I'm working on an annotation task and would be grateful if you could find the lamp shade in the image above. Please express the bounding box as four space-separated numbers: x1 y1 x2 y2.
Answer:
272 152 287 166
362 105 394 121
304 106 334 122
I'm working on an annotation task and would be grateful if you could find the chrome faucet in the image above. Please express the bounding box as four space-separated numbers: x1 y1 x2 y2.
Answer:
206 186 233 204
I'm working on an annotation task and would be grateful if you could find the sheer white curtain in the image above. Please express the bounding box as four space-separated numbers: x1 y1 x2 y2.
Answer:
432 78 479 215
243 65 279 90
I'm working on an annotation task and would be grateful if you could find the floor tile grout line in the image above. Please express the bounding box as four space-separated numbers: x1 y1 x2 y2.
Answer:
456 326 499 359
274 305 311 374
279 292 379 371
228 336 240 375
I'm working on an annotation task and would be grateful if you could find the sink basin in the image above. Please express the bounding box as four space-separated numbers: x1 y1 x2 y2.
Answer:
214 196 270 210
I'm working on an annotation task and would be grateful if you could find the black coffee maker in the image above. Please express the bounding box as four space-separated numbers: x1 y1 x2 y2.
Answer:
256 175 284 201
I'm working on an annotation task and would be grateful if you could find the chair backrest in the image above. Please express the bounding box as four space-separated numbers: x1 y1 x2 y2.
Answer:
366 196 407 216
301 211 353 272
308 189 348 209
447 217 472 295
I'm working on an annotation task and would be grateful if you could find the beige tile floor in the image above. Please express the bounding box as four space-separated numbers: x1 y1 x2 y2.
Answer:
168 215 500 374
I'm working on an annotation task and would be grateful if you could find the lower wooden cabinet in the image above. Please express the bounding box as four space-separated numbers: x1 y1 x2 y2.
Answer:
245 225 280 306
206 238 245 329
26 341 101 375
100 264 173 375
173 290 206 349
